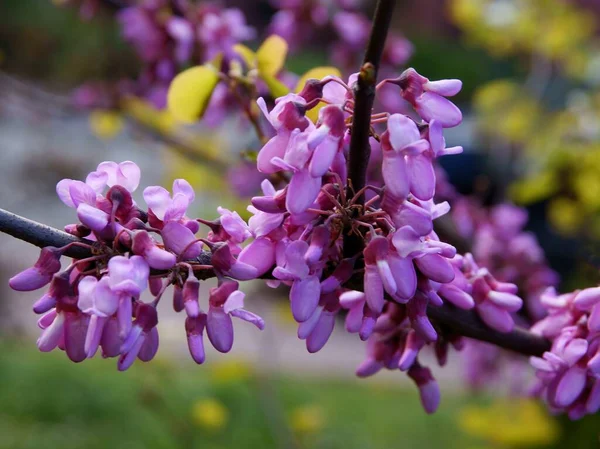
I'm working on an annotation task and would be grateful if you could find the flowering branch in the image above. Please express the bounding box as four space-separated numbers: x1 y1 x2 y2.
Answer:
0 207 550 357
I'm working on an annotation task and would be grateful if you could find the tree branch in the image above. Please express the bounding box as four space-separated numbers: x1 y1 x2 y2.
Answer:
344 0 396 259
0 208 551 357
346 0 396 202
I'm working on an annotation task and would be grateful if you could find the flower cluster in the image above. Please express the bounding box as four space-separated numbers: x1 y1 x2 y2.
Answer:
269 0 413 72
9 161 264 370
72 0 254 114
529 287 600 419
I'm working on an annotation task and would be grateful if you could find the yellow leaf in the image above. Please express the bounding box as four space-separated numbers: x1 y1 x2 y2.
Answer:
167 65 220 123
256 35 288 76
294 66 342 93
232 44 256 69
261 72 290 98
89 110 123 140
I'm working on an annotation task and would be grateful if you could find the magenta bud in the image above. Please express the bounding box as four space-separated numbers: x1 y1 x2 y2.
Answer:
185 315 207 364
298 78 324 105
172 284 184 312
305 225 330 265
33 293 57 314
183 275 200 318
408 364 440 414
132 231 176 270
9 247 63 291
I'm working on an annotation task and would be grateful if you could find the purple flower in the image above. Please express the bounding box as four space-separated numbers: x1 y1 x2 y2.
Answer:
206 281 264 353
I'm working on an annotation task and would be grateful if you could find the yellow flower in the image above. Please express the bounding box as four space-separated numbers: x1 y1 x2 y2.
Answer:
459 398 559 447
209 360 253 385
89 110 123 140
191 398 229 431
289 404 325 434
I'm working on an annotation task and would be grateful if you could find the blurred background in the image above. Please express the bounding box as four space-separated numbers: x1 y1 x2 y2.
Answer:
1 0 600 447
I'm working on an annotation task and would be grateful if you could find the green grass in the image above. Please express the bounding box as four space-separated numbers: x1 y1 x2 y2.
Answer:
0 340 596 449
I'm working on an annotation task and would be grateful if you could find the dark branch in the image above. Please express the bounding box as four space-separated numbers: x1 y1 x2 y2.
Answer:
0 208 551 357
346 0 396 202
344 0 396 259
427 303 550 356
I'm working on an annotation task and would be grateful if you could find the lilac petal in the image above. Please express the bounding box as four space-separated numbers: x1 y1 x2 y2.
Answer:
359 316 376 341
344 305 364 333
589 303 600 332
109 255 149 296
77 276 98 314
248 209 285 237
408 154 435 201
586 379 600 414
163 192 190 222
391 226 424 258
94 276 120 316
439 284 474 309
388 254 417 299
339 291 365 309
356 358 383 377
391 201 433 236
117 298 133 338
118 333 145 371
298 306 323 339
64 313 88 362
398 331 423 371
207 307 234 353
231 309 265 330
382 151 409 200
37 312 64 352
487 291 523 313
69 180 97 207
56 179 76 208
227 261 259 280
307 312 335 353
187 332 206 364
173 178 195 203
117 161 141 192
530 356 553 372
162 222 201 259
554 366 587 408
377 259 397 296
84 315 106 358
413 315 437 342
574 287 600 311
146 246 177 270
237 238 276 276
424 79 462 96
415 254 455 284
223 290 245 313
415 92 462 128
85 170 109 193
387 114 422 150
33 293 56 314
290 276 321 322
364 266 384 315
477 300 514 333
418 379 440 414
309 136 339 177
138 327 159 362
9 267 52 292
286 169 321 215
562 338 588 366
38 309 57 329
428 120 444 155
77 204 109 231
257 134 289 173
143 185 171 220
100 318 121 357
